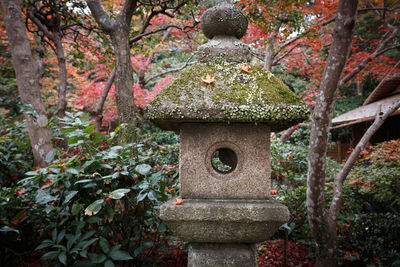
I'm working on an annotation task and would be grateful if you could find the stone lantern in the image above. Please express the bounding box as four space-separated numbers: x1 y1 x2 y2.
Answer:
145 2 309 266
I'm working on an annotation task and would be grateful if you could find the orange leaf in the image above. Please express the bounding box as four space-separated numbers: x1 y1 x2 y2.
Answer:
201 74 215 85
165 187 175 193
352 251 360 260
172 198 184 205
348 178 358 185
241 64 251 73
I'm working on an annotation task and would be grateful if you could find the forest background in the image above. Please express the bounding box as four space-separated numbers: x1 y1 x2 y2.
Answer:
0 0 399 266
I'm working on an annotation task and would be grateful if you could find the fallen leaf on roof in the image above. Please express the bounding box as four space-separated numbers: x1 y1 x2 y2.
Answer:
201 74 215 85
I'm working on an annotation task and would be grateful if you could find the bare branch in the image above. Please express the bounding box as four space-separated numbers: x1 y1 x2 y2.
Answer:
27 9 55 41
329 100 400 221
144 56 194 85
94 67 116 131
273 43 300 66
129 21 198 44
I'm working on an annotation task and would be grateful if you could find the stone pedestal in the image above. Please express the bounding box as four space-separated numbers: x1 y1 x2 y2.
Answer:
188 243 257 267
160 198 289 243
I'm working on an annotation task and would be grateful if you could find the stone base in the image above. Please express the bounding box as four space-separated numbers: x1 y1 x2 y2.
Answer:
161 198 289 243
188 243 257 267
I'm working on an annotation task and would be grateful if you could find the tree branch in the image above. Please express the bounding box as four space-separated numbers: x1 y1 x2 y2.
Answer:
129 21 198 44
144 56 194 85
329 100 400 221
339 25 398 87
273 43 300 66
119 0 138 26
27 9 55 41
86 0 116 33
94 67 116 131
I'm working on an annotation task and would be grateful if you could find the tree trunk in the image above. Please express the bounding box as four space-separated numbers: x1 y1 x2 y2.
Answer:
306 0 358 265
111 27 136 142
263 42 274 71
263 24 281 71
87 0 137 142
54 33 67 118
0 0 53 167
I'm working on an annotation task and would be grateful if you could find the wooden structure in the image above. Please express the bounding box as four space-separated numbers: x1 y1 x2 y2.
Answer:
332 75 400 146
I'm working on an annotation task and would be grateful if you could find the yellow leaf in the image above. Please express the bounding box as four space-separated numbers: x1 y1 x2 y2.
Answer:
241 64 251 73
201 74 215 85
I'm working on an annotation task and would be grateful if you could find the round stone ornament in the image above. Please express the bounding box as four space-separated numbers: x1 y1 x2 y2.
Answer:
201 2 248 39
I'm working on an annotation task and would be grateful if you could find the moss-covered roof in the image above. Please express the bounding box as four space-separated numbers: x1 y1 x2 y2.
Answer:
145 61 309 131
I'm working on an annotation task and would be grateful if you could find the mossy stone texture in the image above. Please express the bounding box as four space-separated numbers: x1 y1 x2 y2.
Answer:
146 62 309 131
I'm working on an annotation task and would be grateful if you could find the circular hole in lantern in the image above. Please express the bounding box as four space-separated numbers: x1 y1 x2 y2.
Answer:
211 147 238 174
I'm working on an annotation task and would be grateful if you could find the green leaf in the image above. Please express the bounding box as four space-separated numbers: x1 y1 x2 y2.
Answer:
99 237 110 254
137 192 147 202
82 183 96 189
25 170 39 176
83 124 95 134
108 188 131 200
109 246 133 261
135 164 151 176
84 199 104 216
45 149 56 163
147 191 157 201
88 253 107 264
57 229 66 244
104 260 115 267
91 132 105 142
74 179 93 184
79 238 98 250
42 251 59 260
68 136 79 145
0 226 19 233
63 191 78 204
35 189 57 205
35 240 53 250
58 251 67 265
67 233 81 250
67 168 80 175
71 203 82 216
87 216 102 224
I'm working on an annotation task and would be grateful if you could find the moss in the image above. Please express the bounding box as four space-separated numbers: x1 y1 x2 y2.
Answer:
151 61 300 107
145 61 309 130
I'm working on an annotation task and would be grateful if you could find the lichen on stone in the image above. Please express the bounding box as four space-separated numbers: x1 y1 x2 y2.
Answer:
145 61 309 130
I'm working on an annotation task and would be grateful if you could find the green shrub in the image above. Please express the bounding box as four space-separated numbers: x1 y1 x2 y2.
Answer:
0 120 32 185
346 140 400 213
270 138 342 244
339 213 400 266
0 112 181 266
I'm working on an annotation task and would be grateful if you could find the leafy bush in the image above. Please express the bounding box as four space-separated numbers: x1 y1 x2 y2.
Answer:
0 112 182 266
0 120 32 185
346 140 400 213
335 140 400 265
339 213 400 266
270 138 342 244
